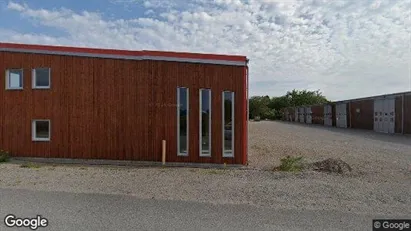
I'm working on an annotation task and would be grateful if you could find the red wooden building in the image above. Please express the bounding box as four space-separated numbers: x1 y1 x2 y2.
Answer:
0 42 249 165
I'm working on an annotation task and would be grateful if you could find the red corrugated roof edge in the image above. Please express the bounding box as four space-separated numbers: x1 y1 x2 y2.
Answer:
0 42 247 62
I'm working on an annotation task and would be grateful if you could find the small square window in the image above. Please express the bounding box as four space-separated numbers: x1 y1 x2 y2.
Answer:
32 68 51 89
32 120 51 141
5 69 23 90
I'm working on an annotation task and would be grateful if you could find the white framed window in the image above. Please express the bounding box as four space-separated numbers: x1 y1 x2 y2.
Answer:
199 89 211 157
32 68 51 89
32 120 51 142
177 87 189 156
222 91 234 157
5 69 23 90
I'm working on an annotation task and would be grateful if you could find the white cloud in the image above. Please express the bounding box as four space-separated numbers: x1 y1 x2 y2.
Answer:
6 1 27 11
2 0 411 100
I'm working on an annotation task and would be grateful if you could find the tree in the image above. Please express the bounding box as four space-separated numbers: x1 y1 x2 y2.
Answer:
249 96 271 120
268 96 290 111
285 89 329 107
248 89 330 120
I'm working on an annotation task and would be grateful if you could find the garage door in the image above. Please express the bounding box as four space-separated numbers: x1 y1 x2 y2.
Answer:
374 98 395 134
336 103 347 128
295 108 298 122
305 107 312 124
324 105 332 126
299 107 305 123
374 99 383 132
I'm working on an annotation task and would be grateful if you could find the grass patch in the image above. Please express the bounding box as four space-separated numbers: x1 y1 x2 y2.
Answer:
20 162 42 169
0 150 10 163
274 156 304 172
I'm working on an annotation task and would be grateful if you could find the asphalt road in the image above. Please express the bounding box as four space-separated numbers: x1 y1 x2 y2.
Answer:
0 188 379 231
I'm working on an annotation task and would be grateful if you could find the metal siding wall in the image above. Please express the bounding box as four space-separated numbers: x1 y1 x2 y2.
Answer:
294 108 299 122
305 107 312 124
373 99 381 132
298 107 304 123
292 108 296 121
0 51 246 164
350 99 374 130
346 103 351 128
388 98 396 134
310 105 323 124
336 104 340 127
285 108 293 121
323 105 332 126
395 96 403 134
331 104 337 127
404 95 411 134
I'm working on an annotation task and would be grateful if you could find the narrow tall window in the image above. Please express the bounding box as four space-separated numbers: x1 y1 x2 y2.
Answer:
177 87 189 156
222 91 234 157
32 68 51 89
5 69 23 90
200 89 211 156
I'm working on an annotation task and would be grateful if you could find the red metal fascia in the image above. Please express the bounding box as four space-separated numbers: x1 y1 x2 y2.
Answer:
0 42 144 56
0 42 247 62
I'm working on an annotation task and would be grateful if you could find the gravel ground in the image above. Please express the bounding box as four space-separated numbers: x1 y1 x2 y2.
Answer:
0 121 410 216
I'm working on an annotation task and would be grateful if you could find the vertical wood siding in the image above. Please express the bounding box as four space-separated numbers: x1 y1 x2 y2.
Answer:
0 52 246 164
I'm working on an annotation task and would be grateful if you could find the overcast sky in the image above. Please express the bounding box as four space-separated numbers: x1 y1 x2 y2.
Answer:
0 0 410 101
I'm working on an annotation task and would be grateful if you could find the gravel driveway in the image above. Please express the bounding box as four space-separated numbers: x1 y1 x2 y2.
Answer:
0 121 410 216
249 121 411 174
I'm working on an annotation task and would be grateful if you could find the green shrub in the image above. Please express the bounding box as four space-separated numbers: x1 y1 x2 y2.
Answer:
0 150 10 163
277 156 304 172
254 116 261 122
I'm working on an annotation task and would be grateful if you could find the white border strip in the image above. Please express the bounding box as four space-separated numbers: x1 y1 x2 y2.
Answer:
142 55 245 66
0 48 247 66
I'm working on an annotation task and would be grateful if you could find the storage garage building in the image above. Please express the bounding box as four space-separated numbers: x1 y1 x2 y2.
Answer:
0 42 249 165
283 92 411 135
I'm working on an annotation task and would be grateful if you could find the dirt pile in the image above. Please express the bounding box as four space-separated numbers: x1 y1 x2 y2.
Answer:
305 158 352 174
